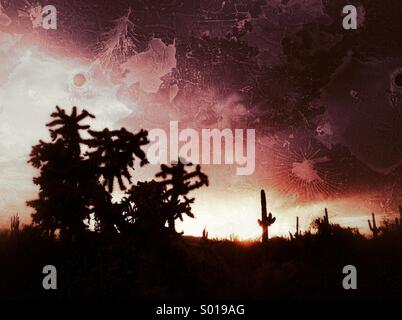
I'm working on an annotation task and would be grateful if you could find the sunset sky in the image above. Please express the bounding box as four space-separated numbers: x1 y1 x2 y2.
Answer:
1 0 401 239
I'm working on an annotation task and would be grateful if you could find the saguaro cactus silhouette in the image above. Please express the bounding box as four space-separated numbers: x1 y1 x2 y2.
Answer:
313 208 331 236
323 208 329 225
257 190 276 243
10 214 20 235
289 216 300 240
202 227 208 240
368 212 380 238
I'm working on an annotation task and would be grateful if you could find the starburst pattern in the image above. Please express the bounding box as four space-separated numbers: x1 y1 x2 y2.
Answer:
271 139 344 201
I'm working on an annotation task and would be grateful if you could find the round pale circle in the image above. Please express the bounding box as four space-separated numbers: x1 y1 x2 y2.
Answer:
0 13 12 27
73 73 87 87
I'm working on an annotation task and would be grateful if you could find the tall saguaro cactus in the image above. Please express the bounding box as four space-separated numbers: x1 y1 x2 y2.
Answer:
10 214 20 235
323 208 329 225
314 208 331 236
257 190 276 243
202 227 208 240
368 212 380 238
289 216 300 240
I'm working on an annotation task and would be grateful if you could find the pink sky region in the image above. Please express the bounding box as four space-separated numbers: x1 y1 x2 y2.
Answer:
0 2 399 239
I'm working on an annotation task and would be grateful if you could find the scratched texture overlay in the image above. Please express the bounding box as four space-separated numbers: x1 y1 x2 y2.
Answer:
1 0 402 301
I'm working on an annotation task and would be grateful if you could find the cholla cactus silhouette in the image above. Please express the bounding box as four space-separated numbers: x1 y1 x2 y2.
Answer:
47 106 94 156
121 180 169 232
289 216 300 240
28 106 150 237
28 106 95 238
156 159 209 233
368 212 381 238
86 127 149 192
10 214 20 235
257 190 276 243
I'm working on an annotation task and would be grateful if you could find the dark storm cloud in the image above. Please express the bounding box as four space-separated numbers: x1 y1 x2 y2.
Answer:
321 58 402 173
